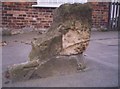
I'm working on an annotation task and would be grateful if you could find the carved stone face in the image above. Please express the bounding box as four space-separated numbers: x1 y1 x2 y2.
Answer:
60 22 90 55
58 16 91 55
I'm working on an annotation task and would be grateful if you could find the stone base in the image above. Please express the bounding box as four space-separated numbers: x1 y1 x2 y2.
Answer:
5 54 86 82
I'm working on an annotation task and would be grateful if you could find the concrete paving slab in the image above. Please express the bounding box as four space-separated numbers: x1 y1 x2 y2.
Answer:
1 31 118 87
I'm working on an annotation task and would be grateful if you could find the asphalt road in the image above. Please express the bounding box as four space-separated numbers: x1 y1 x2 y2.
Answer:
1 31 118 87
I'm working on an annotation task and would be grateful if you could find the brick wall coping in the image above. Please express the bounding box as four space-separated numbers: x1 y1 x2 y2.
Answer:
32 4 61 8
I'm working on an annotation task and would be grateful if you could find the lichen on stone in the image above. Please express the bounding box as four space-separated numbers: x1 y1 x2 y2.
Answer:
6 3 92 82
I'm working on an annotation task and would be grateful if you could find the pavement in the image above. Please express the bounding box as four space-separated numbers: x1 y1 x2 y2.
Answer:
1 31 119 87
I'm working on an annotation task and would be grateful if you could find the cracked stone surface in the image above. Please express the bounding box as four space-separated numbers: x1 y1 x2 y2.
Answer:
5 3 92 82
29 3 92 60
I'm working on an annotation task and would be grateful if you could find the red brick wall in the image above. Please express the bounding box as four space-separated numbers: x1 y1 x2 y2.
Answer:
2 2 54 29
91 2 109 29
2 2 110 30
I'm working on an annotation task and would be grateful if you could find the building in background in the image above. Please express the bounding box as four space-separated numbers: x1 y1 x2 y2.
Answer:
1 0 119 33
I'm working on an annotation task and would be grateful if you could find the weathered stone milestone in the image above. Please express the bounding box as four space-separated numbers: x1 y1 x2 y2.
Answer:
5 3 92 82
